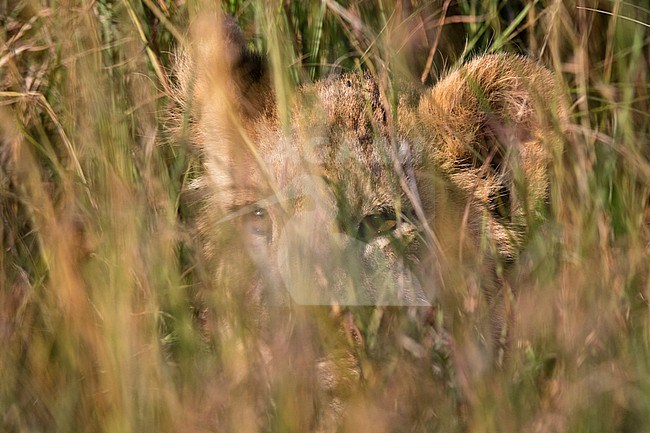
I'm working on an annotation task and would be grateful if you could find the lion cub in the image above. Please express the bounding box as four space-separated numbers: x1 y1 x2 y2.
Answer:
172 15 561 359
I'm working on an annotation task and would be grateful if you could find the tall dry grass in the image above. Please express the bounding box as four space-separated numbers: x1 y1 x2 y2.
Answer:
1 0 649 432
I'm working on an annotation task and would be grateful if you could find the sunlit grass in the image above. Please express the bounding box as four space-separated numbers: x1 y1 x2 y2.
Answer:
1 1 649 432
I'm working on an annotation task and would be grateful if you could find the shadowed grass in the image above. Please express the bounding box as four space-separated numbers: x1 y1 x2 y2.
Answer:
2 0 649 432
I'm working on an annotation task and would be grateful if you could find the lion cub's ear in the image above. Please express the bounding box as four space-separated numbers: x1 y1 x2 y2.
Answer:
175 14 270 128
420 54 562 208
419 54 562 256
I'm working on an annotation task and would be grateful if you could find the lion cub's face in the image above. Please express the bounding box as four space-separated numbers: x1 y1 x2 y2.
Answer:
190 64 430 306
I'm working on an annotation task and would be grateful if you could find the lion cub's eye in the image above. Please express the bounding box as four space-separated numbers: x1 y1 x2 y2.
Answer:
243 205 271 239
357 210 398 242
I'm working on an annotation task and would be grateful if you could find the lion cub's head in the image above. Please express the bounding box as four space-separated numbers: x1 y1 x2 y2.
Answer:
172 14 560 316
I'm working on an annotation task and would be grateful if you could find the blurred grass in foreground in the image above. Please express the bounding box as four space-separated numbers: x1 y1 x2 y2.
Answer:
1 0 649 432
